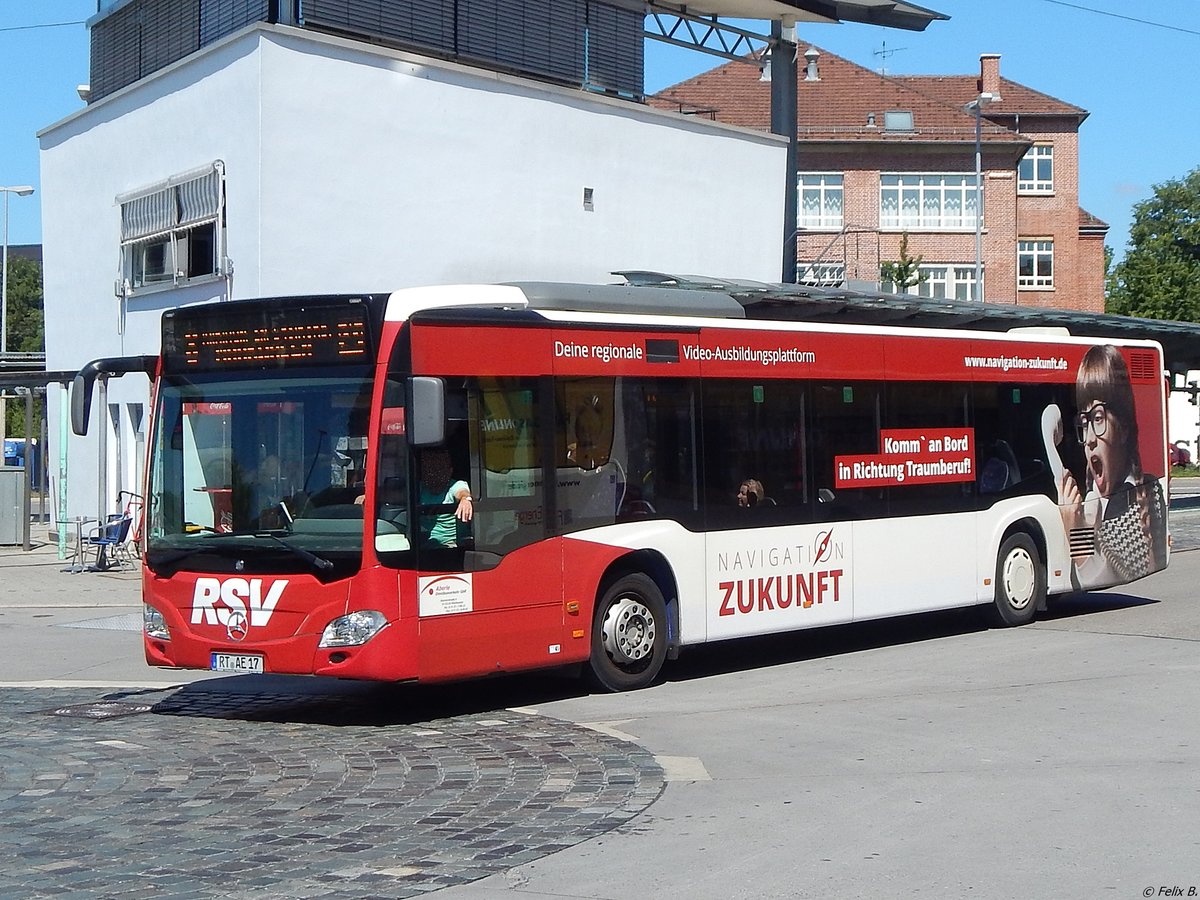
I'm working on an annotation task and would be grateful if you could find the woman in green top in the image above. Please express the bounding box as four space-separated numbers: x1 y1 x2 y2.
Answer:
418 449 473 547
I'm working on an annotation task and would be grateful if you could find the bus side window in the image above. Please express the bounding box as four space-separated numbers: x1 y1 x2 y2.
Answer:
700 379 807 528
611 378 701 527
973 382 1066 506
374 377 412 557
809 381 882 521
467 377 546 554
555 378 619 533
884 381 973 516
559 379 614 471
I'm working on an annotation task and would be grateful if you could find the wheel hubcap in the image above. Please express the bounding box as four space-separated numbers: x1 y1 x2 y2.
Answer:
1003 548 1036 610
601 597 656 665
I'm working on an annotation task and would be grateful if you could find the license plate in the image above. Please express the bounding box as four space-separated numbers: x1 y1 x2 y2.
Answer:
210 653 264 674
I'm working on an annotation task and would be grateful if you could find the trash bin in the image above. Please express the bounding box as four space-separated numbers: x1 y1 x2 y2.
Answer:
0 466 25 546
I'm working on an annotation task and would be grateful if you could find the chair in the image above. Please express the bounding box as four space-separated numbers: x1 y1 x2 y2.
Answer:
979 440 1022 494
86 514 133 571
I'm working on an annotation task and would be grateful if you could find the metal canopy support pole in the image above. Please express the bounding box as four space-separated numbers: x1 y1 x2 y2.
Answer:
97 376 108 524
39 390 47 533
770 19 798 284
22 391 32 550
58 385 68 560
1 193 8 450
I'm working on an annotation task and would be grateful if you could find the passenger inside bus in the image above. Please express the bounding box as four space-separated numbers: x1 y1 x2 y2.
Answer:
566 393 606 470
418 448 474 547
737 478 766 508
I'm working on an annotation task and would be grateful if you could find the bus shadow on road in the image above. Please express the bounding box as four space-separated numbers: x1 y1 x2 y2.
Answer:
134 669 592 727
663 590 1161 685
1040 590 1159 621
134 610 995 724
123 593 1162 725
664 607 991 685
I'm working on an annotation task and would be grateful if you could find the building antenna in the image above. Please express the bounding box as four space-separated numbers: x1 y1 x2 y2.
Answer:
874 41 906 75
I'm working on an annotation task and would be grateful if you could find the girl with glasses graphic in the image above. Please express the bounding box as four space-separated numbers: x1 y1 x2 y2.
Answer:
1052 344 1166 588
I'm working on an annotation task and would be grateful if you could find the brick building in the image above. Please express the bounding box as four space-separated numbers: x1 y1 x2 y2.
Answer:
653 48 1108 311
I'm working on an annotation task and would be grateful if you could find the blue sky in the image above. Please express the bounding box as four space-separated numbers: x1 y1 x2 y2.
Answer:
2 0 1197 263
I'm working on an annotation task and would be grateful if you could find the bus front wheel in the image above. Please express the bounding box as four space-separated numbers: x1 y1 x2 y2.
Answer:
991 533 1043 627
586 573 668 692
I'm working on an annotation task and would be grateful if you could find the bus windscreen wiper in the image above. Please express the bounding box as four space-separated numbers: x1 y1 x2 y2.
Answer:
258 532 334 571
150 529 333 572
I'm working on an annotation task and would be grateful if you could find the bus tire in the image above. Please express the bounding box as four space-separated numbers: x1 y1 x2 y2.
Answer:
991 533 1043 627
586 573 668 692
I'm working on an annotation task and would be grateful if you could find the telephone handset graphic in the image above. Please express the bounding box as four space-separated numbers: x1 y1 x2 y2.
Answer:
1042 404 1065 482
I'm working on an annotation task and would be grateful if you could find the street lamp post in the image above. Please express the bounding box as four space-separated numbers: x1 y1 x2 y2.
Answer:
1 185 36 447
966 94 994 301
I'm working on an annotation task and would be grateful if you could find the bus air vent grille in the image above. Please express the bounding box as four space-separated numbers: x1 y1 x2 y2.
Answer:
1069 527 1095 557
1128 351 1159 383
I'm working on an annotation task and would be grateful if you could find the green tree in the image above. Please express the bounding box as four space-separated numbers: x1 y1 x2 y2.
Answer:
881 232 925 293
3 256 45 439
1108 167 1200 321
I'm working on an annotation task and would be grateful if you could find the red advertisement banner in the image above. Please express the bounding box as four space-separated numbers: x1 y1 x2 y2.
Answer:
835 428 976 488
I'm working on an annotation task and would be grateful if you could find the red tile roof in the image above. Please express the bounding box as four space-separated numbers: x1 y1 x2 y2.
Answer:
1079 207 1109 231
895 74 1087 122
651 43 1084 145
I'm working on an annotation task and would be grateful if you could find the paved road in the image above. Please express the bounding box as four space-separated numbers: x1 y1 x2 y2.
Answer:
464 558 1200 900
1 497 1198 899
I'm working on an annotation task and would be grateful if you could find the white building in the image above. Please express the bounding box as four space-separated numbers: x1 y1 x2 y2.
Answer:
38 22 786 518
1168 381 1200 462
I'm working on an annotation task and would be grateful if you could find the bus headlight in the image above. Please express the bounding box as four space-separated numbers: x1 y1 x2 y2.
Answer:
319 610 387 648
144 604 170 640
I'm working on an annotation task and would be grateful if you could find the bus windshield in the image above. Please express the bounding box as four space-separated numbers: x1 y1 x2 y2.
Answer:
146 368 374 573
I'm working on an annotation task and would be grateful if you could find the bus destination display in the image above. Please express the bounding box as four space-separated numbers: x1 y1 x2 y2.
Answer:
164 302 370 371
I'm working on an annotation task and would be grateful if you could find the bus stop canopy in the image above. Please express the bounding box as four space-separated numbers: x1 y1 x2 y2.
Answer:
634 1 947 30
616 271 1200 380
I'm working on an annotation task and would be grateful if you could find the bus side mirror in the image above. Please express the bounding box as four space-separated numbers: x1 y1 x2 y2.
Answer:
408 376 445 447
71 373 94 436
71 355 157 436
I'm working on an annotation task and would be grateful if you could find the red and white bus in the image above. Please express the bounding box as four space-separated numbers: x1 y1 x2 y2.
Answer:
72 282 1170 691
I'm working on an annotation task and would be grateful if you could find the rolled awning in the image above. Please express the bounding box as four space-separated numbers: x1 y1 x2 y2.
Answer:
117 161 224 242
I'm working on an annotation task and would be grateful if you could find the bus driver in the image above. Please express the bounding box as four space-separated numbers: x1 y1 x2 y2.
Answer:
418 448 474 547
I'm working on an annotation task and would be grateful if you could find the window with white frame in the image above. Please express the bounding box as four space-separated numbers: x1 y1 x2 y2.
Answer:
798 173 844 229
1018 145 1053 193
880 174 978 230
797 262 845 287
1018 240 1054 288
118 161 226 294
881 264 979 300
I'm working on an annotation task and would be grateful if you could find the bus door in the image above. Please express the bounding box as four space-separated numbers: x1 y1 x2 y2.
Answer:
408 376 568 681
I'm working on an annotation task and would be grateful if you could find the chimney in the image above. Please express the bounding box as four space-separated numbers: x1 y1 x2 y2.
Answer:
979 54 1001 100
804 47 820 82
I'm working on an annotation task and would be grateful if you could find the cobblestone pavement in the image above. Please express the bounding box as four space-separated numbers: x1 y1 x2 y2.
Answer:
2 684 664 899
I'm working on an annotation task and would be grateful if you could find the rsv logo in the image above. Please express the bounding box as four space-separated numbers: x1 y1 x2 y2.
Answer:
191 577 289 628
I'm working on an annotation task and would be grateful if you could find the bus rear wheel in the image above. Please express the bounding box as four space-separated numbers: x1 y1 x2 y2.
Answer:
586 573 668 692
991 533 1043 627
